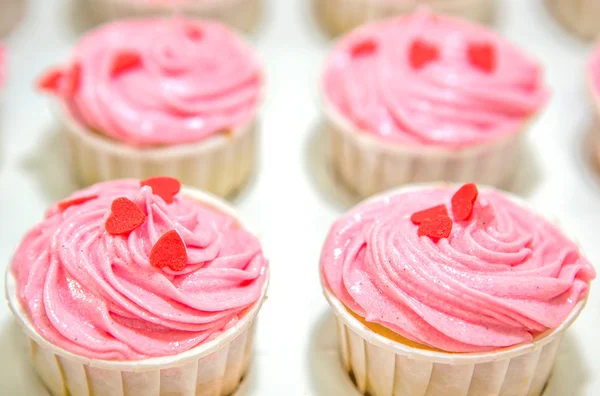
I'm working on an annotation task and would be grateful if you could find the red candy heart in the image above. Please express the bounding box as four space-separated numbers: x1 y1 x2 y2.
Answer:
418 215 453 239
352 40 377 58
451 183 479 221
410 204 448 225
149 230 188 271
37 68 64 94
111 51 142 76
468 42 496 73
64 62 81 98
141 177 181 204
409 39 439 70
57 195 98 212
105 197 146 235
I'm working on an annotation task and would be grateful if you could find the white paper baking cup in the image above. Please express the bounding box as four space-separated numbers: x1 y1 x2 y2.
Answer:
546 0 600 40
323 287 585 396
5 187 269 396
314 0 494 36
320 183 590 396
55 102 257 198
323 98 527 198
83 0 262 32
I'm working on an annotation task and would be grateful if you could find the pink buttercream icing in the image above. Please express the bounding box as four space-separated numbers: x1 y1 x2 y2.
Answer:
323 11 550 149
588 44 600 97
11 180 268 360
60 18 262 146
321 186 595 352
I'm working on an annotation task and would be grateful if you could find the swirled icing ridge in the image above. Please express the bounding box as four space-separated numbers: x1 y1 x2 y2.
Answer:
321 187 595 352
11 180 268 360
323 11 549 149
64 18 262 146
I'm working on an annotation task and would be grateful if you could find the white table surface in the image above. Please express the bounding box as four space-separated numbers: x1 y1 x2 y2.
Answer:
0 0 599 394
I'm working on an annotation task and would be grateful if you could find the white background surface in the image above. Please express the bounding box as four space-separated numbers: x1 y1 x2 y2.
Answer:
0 0 599 394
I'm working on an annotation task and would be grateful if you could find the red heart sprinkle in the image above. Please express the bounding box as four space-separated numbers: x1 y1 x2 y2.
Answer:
418 215 453 239
149 230 188 271
410 204 448 225
409 39 439 70
64 62 81 98
37 68 64 94
468 42 496 73
105 197 146 235
352 40 377 58
141 177 181 204
57 195 98 211
186 26 203 41
111 51 142 76
451 183 479 220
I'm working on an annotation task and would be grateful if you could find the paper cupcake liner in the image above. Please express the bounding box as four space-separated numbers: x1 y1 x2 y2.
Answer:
6 188 269 396
315 0 494 36
323 287 585 396
56 102 257 198
0 0 26 36
546 0 600 40
324 100 525 198
83 0 262 32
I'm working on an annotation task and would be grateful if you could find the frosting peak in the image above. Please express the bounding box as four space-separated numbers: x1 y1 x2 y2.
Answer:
321 187 595 352
323 11 550 149
11 180 268 360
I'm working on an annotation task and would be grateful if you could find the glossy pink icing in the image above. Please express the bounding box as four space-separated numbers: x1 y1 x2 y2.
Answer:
59 18 262 146
323 11 550 149
11 180 268 360
321 186 595 352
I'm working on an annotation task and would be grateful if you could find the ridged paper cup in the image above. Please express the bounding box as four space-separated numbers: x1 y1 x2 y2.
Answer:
55 101 257 198
83 0 262 32
546 0 600 40
323 287 585 396
5 187 269 396
315 0 494 36
323 98 527 198
320 184 590 396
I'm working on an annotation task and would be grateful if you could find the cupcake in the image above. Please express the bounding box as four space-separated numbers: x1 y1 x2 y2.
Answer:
588 45 600 166
315 0 495 36
321 10 550 198
83 0 262 32
546 0 600 40
37 18 263 198
0 0 25 36
320 183 595 396
6 177 269 396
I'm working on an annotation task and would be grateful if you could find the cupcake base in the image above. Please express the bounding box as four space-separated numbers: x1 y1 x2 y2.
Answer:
57 102 257 198
546 0 600 40
323 287 585 396
84 0 262 33
314 0 494 36
324 103 524 198
5 188 269 396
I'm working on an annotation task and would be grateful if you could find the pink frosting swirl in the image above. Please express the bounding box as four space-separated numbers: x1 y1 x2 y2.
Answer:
323 11 550 149
321 186 595 352
588 44 600 97
61 18 262 146
11 180 268 360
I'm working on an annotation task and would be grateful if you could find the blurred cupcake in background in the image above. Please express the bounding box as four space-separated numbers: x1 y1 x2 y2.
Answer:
546 0 600 40
37 18 263 198
315 0 495 36
588 44 600 166
7 178 269 396
83 0 262 32
0 0 26 36
320 183 595 396
321 10 549 198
